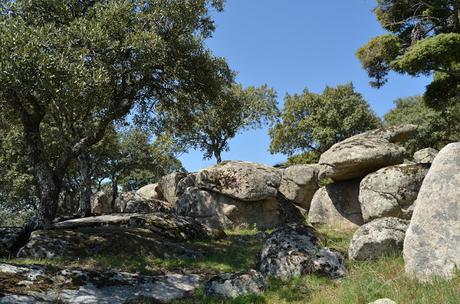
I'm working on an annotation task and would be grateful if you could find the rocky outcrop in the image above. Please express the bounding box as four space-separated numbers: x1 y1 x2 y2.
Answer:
278 164 319 209
136 183 163 200
257 223 346 281
0 228 22 256
196 161 282 201
159 172 188 206
349 217 409 260
90 191 111 215
413 147 438 164
17 226 204 260
318 125 417 181
177 187 304 230
308 179 363 229
176 173 197 197
404 143 460 281
0 263 202 303
204 270 267 299
17 212 225 260
114 192 171 213
359 164 429 222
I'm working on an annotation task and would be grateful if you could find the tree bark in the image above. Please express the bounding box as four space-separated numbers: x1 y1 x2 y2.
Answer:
214 150 222 163
111 174 119 208
77 151 93 217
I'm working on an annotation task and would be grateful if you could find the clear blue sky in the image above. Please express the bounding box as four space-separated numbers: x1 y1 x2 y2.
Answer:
178 0 431 172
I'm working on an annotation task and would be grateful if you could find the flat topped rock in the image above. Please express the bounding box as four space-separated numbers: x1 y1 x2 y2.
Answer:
318 125 417 181
196 161 282 201
0 263 203 304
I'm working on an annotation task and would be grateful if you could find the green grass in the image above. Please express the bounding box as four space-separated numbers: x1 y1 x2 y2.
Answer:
2 226 459 304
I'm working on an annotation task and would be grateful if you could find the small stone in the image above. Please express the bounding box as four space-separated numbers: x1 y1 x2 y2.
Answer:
204 269 266 299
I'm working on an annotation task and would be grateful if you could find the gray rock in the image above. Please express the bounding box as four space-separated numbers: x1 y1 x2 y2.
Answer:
368 299 397 304
90 191 111 215
175 173 197 197
413 147 438 164
278 164 319 209
204 269 267 299
115 192 171 213
359 164 429 222
0 263 202 304
51 212 222 241
257 223 346 281
0 227 22 256
404 143 460 281
308 179 364 229
136 183 164 200
159 172 187 206
196 161 282 201
349 217 409 260
319 125 417 181
176 187 301 230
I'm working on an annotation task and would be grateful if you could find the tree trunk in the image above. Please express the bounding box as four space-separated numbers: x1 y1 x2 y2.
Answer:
22 125 61 229
111 174 119 208
77 151 93 217
214 150 222 164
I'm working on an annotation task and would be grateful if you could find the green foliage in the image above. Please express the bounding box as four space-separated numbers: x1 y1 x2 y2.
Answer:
357 0 460 108
285 151 320 166
269 83 381 158
158 84 279 163
384 95 460 154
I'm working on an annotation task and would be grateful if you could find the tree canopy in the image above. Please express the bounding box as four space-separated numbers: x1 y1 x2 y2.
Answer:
269 83 381 163
384 95 460 154
157 84 279 163
0 0 231 227
357 0 460 108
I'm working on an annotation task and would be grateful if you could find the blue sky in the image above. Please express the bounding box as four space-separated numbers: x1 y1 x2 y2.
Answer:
178 0 431 172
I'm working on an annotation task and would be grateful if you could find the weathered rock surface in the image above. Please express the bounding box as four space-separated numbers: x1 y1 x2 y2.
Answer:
90 191 111 215
52 213 222 241
204 269 267 299
17 226 204 260
359 164 429 222
349 217 409 260
196 161 282 201
176 173 197 197
278 164 319 209
0 263 202 303
309 179 363 229
0 228 22 256
404 143 460 281
115 192 171 213
159 172 187 206
318 125 417 181
368 299 397 304
136 183 163 200
176 187 302 230
413 147 438 164
257 223 346 281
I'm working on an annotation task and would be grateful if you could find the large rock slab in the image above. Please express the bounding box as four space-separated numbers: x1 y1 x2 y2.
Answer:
318 125 417 181
196 161 282 201
136 183 164 200
17 226 204 260
0 228 22 256
52 212 222 241
308 179 364 229
257 223 346 281
413 147 438 164
278 164 319 209
204 270 267 299
159 172 187 206
176 187 302 230
90 191 111 215
349 217 409 260
404 143 460 281
0 263 202 303
359 164 429 222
